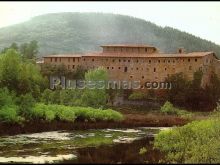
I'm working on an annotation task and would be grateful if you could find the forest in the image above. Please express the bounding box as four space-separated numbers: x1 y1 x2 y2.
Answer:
0 12 219 57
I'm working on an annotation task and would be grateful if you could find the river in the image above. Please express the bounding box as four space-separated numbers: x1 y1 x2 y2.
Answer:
0 127 170 164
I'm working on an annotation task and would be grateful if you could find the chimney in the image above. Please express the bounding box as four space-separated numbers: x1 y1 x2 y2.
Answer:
177 47 185 54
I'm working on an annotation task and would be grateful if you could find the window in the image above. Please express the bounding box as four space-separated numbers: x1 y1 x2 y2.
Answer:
130 75 133 78
55 58 57 62
83 58 85 61
188 59 190 62
72 65 75 69
158 60 160 63
173 60 175 63
136 67 139 70
164 60 166 63
145 48 148 52
136 59 139 63
118 67 121 69
154 68 156 72
142 76 144 79
112 67 114 69
59 58 61 62
92 59 94 61
124 67 128 72
165 68 167 71
195 58 197 62
50 58 52 62
128 59 130 62
68 58 70 62
107 67 109 69
112 59 115 62
189 66 192 70
123 59 126 62
119 59 121 62
168 60 170 63
73 58 75 62
149 60 151 64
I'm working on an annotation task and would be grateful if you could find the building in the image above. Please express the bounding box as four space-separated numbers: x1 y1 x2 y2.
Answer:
43 44 220 89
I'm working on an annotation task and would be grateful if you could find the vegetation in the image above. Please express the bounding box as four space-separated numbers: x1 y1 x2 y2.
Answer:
139 147 147 155
0 48 47 97
0 13 220 57
0 44 117 124
160 101 192 118
41 67 109 108
164 71 220 110
128 92 145 100
31 103 123 122
154 118 220 163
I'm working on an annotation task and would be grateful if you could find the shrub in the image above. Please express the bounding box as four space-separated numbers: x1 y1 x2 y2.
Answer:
154 119 220 163
17 93 36 118
31 103 46 119
129 92 145 100
45 110 56 122
59 108 76 122
160 101 192 118
160 101 177 115
31 103 124 123
0 105 23 123
139 147 147 155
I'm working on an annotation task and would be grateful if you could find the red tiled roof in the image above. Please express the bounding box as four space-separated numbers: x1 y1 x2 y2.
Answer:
83 52 214 58
43 52 215 58
43 54 82 58
100 44 156 48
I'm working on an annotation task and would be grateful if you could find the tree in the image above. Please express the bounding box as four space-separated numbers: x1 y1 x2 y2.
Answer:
20 40 39 60
81 67 108 108
0 49 47 98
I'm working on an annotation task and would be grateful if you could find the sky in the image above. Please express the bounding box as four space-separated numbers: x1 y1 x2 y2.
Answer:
0 1 220 45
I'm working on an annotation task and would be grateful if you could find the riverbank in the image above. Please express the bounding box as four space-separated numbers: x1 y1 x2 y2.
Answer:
0 110 188 136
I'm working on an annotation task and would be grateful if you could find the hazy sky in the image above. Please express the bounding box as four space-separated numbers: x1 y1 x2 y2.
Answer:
0 1 220 45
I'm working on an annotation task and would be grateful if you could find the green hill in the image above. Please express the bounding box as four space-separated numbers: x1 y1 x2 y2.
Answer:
0 12 220 57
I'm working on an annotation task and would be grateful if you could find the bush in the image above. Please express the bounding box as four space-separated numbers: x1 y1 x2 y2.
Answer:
45 110 56 122
160 101 177 115
31 103 124 123
129 92 145 100
0 105 23 123
160 101 192 118
154 119 220 163
17 93 36 118
59 108 76 122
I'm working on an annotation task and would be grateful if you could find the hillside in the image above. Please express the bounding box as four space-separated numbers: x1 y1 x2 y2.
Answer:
0 12 220 57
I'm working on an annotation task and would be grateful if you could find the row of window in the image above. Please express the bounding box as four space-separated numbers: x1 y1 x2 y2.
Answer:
50 57 200 64
105 66 194 72
104 47 152 53
84 58 198 63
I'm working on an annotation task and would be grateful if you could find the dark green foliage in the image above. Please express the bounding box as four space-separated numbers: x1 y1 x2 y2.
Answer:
17 93 36 118
0 49 47 98
0 13 219 57
165 71 220 110
40 63 87 80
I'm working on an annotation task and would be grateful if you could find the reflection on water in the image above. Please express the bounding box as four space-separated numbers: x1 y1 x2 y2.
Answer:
0 127 170 163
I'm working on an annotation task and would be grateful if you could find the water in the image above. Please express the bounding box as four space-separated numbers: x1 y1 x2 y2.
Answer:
0 127 169 164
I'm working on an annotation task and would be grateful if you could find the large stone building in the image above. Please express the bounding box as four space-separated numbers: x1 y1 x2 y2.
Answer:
43 44 220 89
